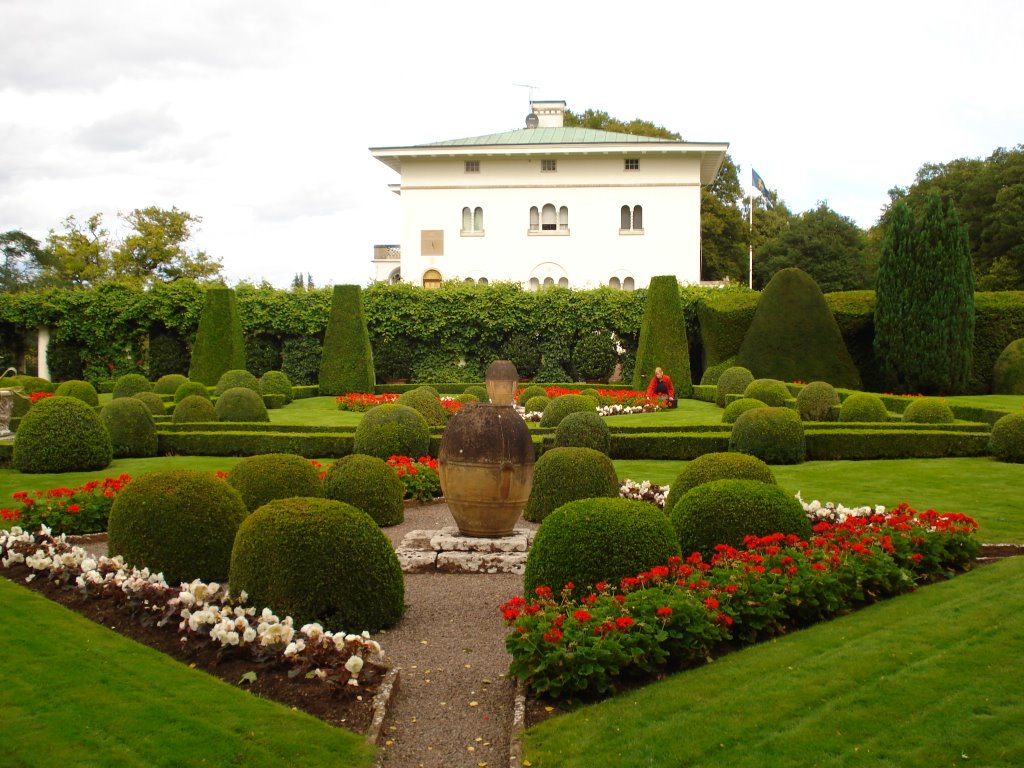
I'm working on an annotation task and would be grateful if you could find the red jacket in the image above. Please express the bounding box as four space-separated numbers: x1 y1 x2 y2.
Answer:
646 374 674 399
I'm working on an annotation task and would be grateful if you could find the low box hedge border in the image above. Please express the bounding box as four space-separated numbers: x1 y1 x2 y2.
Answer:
805 429 990 460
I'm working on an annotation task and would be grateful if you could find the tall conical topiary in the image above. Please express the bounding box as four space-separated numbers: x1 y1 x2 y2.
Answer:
735 268 861 389
874 193 974 394
318 284 375 396
188 288 246 386
631 275 692 398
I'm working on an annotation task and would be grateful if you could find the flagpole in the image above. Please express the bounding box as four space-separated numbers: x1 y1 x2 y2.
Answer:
748 192 753 289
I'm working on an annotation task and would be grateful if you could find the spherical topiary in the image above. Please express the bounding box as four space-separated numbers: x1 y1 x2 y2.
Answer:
227 453 324 512
671 479 812 557
108 469 247 584
396 386 448 427
839 392 889 423
100 398 158 458
456 392 480 403
553 411 611 455
229 497 404 631
215 386 270 422
464 384 489 402
992 339 1024 395
715 366 755 408
214 369 260 397
259 370 294 404
517 384 547 407
153 374 190 395
664 452 777 514
323 454 405 526
579 387 605 405
173 394 218 424
729 407 806 464
540 394 597 428
525 395 550 413
700 357 736 386
722 397 767 424
112 373 152 399
12 396 113 473
523 447 618 523
796 381 840 421
132 391 167 417
743 378 792 407
989 411 1024 463
902 397 955 424
174 380 211 403
54 379 99 407
352 403 430 460
524 498 681 599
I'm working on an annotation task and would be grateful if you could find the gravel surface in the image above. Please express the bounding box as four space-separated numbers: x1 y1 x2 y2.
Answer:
376 502 538 768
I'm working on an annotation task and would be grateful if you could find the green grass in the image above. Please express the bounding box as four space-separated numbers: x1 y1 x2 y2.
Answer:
603 399 724 426
522 555 1024 768
945 394 1024 411
268 396 363 427
615 457 1024 543
0 577 375 768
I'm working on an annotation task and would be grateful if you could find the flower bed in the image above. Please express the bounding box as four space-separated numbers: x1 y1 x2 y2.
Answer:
501 503 979 699
335 392 399 412
386 455 442 502
1 475 131 535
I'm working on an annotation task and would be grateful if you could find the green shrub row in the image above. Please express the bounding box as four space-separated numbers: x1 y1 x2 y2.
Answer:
156 431 451 458
804 429 990 460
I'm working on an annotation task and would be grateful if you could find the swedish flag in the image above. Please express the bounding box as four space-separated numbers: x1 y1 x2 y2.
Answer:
752 169 769 198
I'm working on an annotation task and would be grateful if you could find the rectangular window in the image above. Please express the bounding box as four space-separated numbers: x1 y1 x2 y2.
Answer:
624 158 639 170
541 159 557 172
464 160 480 173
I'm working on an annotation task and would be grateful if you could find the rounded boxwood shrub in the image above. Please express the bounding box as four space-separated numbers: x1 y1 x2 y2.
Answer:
258 370 294 404
397 386 447 427
579 387 605 405
352 403 430 460
323 454 405 526
671 479 812 558
729 406 806 464
12 396 113 473
108 469 247 584
174 380 210 403
517 384 547 407
722 397 767 424
153 374 189 395
553 411 611 455
540 394 597 428
173 394 218 424
992 339 1024 395
902 397 955 424
227 453 324 512
664 452 777 514
464 384 488 402
525 395 550 413
523 447 618 523
700 357 736 386
524 498 681 599
796 381 840 421
715 366 754 408
132 391 167 416
989 411 1024 463
215 386 270 422
456 392 479 404
743 378 792 407
214 369 260 397
100 398 158 458
112 373 152 399
54 379 99 407
840 392 889 423
229 497 404 631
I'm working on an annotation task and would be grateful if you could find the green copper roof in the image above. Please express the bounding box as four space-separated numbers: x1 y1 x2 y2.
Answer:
423 127 678 147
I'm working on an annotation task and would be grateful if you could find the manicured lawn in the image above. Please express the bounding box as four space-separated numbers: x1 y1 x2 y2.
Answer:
522 556 1024 768
602 399 724 426
0 577 376 767
269 396 363 427
945 394 1023 411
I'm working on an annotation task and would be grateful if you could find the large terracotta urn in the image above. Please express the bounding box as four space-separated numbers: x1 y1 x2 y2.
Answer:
437 361 535 537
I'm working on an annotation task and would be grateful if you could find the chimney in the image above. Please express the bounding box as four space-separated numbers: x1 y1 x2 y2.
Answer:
529 100 566 128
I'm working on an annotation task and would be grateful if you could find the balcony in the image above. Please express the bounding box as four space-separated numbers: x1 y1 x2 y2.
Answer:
373 244 400 262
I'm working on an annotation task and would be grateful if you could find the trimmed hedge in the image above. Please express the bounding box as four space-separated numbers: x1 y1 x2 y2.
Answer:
988 412 1024 463
729 407 806 464
805 429 990 460
743 378 792 407
715 366 754 408
172 395 218 424
188 287 247 386
722 397 767 424
132 391 168 416
553 411 612 454
259 370 294 404
54 379 99 407
396 386 448 427
158 431 357 458
352 403 430 460
214 369 260 396
214 387 270 422
523 447 619 523
902 397 956 424
992 338 1024 395
323 453 405 526
112 373 152 399
153 373 189 395
796 381 840 421
227 453 324 511
174 380 211 402
318 284 375 396
100 398 159 458
632 275 693 399
839 392 890 423
540 394 598 428
664 452 776 514
12 396 113 473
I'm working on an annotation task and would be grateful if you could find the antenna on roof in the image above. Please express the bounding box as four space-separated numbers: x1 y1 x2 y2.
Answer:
514 83 540 128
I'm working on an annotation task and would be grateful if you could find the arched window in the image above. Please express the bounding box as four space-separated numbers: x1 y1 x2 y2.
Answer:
623 277 635 291
609 276 621 289
474 207 484 231
479 277 488 285
530 206 540 231
543 277 555 287
462 207 472 231
620 205 631 230
632 205 643 229
388 267 401 284
464 277 475 284
541 204 557 231
558 277 568 288
423 269 442 290
462 206 484 234
529 277 540 290
620 204 643 232
558 206 569 231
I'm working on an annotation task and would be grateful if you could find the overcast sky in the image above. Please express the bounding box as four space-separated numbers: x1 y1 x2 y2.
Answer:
1 0 1021 288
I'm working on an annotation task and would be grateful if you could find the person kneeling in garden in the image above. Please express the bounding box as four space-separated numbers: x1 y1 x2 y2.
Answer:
646 367 676 408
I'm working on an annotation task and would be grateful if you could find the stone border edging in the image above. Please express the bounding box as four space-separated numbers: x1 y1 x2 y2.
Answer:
367 666 400 748
508 679 527 768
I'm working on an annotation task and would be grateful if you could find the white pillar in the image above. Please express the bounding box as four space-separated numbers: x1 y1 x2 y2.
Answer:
37 326 50 381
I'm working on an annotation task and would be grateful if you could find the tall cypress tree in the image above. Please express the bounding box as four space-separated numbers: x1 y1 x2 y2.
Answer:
318 284 375 395
873 193 974 393
632 275 692 398
187 288 246 385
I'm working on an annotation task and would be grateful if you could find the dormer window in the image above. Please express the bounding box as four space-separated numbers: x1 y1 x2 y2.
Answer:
541 159 557 172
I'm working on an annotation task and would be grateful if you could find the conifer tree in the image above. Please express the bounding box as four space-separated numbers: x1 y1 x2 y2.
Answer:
318 284 375 395
632 275 692 398
188 288 246 385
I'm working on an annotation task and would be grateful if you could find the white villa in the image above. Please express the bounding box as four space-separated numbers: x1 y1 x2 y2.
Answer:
370 101 728 290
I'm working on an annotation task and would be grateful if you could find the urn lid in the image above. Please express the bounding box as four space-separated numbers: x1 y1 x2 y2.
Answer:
485 360 519 405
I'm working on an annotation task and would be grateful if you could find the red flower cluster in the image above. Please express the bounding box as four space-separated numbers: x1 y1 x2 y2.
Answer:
29 391 54 403
334 392 399 412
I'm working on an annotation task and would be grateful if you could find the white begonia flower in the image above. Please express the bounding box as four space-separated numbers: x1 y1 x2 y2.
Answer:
80 557 97 572
178 591 196 608
284 638 306 657
345 655 364 676
243 627 257 644
260 622 294 646
301 623 324 642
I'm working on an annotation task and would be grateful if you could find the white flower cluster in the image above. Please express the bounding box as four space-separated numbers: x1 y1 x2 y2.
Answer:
596 403 661 416
0 526 385 688
796 492 887 525
619 478 670 509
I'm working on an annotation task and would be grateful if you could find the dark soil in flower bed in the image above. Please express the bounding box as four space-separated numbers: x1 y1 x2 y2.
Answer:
3 566 379 734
